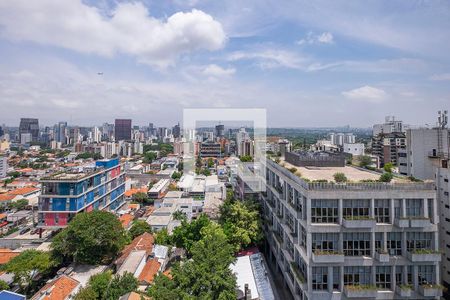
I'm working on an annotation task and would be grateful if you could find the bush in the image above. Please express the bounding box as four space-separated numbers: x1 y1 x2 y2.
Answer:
383 162 394 173
379 172 393 182
333 172 348 183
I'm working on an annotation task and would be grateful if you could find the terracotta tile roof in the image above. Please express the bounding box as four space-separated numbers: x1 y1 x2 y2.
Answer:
116 232 154 267
0 194 15 202
8 187 40 196
31 275 79 300
128 203 140 210
138 258 161 284
0 249 20 264
124 187 148 197
121 292 150 300
163 269 172 280
0 213 6 219
119 214 134 228
19 168 33 173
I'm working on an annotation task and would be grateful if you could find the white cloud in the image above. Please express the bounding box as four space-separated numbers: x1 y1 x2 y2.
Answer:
342 85 387 102
0 1 226 67
297 31 334 45
429 73 450 81
202 64 236 77
228 49 307 69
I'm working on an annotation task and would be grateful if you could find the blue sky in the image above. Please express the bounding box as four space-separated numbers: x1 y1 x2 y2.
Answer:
0 0 449 127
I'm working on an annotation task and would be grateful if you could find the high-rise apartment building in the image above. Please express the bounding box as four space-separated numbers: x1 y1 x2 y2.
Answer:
372 117 406 168
258 156 442 300
215 124 225 138
236 127 252 157
114 119 132 141
172 123 181 139
19 118 39 143
0 155 7 178
54 121 67 144
38 158 125 228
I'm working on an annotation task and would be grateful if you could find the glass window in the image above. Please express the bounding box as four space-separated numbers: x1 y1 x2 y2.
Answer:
343 199 370 218
406 232 432 251
300 225 306 250
311 199 338 223
387 232 402 255
312 233 339 252
395 266 403 285
343 232 371 256
344 266 371 285
375 199 390 223
312 267 328 290
333 267 340 290
375 232 383 252
406 199 423 217
407 266 413 284
376 266 391 289
394 199 401 218
418 265 435 284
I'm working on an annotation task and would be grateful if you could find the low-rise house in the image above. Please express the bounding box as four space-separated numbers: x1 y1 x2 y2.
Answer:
115 233 154 270
148 179 170 199
145 206 176 232
137 258 161 287
119 214 134 229
31 275 80 300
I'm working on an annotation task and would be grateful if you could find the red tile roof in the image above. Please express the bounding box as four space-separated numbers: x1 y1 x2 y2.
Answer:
8 187 40 196
0 249 20 264
119 214 134 228
0 194 15 202
31 275 79 300
116 232 154 267
138 258 161 284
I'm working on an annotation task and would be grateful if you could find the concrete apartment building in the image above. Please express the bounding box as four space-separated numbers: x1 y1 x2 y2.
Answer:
372 117 406 168
259 156 442 300
0 155 7 178
38 158 125 228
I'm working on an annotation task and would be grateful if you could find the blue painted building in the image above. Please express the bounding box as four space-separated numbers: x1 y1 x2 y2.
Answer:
38 158 125 228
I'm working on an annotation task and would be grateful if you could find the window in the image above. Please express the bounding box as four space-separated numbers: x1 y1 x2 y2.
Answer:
344 266 371 286
428 199 433 220
343 232 371 256
418 265 435 284
406 232 432 251
312 233 339 252
396 266 403 285
300 225 306 250
407 266 413 284
406 199 423 217
333 267 340 290
375 232 384 252
311 199 338 223
375 199 390 223
312 267 328 290
394 199 401 218
376 266 391 289
387 232 402 255
343 199 370 218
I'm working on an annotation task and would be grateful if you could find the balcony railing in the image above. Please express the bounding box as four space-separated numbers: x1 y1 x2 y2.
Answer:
312 250 345 263
344 285 378 298
419 284 443 297
342 216 376 228
406 249 441 262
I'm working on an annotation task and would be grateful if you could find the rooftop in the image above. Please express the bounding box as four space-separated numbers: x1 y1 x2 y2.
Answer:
278 158 406 183
138 258 161 284
31 275 80 300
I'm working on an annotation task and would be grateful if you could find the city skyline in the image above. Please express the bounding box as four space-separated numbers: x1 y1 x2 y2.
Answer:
1 1 449 127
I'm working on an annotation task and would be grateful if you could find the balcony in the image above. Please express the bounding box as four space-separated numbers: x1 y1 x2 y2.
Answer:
418 284 443 297
342 217 376 228
312 250 345 263
394 218 409 228
409 217 431 227
406 250 441 262
344 285 378 298
375 250 389 263
395 285 412 298
290 262 306 285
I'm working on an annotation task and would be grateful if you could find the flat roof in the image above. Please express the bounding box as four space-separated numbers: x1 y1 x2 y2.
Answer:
149 179 170 193
230 255 259 300
117 250 146 276
279 158 406 183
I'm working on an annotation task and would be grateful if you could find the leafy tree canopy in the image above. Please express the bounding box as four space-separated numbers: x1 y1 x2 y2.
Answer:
51 211 128 265
129 220 152 239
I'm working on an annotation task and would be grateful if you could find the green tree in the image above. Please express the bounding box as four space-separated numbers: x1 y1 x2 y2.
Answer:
2 250 55 293
129 220 152 239
74 287 98 300
149 223 236 300
173 210 187 221
104 272 138 300
239 155 253 162
0 279 9 291
207 158 214 168
379 172 394 182
171 171 182 180
9 199 29 210
51 211 128 265
132 192 149 204
383 162 394 173
359 155 372 168
143 151 157 164
333 172 348 183
88 271 112 299
171 214 211 254
155 228 172 246
219 199 263 251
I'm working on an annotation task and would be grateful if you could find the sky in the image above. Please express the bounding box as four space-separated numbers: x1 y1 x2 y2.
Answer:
0 0 450 127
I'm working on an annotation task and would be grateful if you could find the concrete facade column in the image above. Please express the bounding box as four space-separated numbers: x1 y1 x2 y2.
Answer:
390 198 395 224
328 266 333 293
402 198 407 217
371 231 376 257
338 199 343 224
413 265 418 289
370 198 375 218
383 232 388 251
340 266 344 292
391 265 396 289
423 197 429 218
